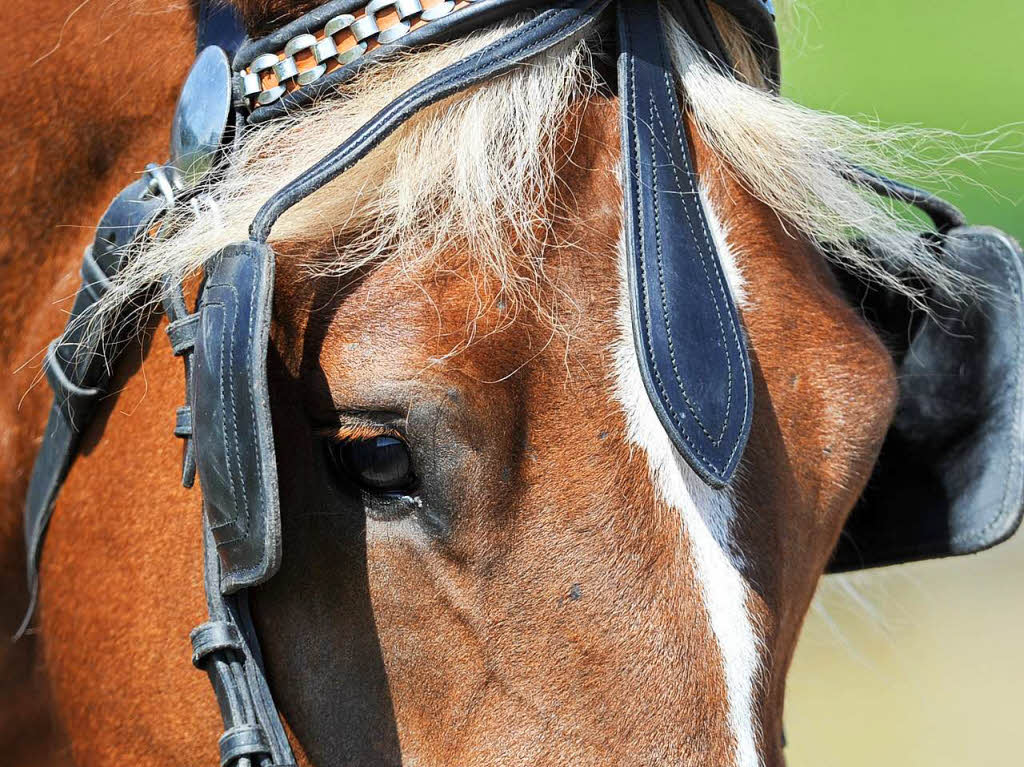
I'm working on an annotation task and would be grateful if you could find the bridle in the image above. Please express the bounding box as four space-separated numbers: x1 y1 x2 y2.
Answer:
19 0 1024 764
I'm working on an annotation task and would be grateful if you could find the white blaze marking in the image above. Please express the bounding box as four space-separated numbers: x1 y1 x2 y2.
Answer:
611 187 760 767
699 185 747 308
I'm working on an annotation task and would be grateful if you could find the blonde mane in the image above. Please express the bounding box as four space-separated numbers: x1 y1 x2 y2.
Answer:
95 2 971 329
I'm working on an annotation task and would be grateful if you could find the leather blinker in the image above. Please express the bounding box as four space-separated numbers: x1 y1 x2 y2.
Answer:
192 241 282 593
830 226 1024 570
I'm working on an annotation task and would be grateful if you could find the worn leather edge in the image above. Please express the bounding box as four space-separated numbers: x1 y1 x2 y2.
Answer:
192 242 282 593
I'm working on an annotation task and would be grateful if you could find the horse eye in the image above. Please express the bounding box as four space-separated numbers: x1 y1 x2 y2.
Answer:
328 435 417 494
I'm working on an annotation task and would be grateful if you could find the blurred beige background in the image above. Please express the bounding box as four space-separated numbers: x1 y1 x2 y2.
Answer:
780 2 1023 765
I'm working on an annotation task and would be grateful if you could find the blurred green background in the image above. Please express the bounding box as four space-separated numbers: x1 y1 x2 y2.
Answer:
780 2 1023 765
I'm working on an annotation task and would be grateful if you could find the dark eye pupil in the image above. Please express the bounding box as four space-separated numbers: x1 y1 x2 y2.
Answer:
334 435 415 493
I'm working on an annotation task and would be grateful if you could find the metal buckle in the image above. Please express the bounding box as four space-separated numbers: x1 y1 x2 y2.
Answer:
144 163 179 207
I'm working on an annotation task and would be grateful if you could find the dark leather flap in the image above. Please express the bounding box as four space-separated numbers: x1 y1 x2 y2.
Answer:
192 241 282 593
618 0 753 488
830 226 1024 570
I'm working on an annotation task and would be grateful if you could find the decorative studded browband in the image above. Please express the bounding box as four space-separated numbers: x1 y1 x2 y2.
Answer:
233 0 781 119
19 0 1024 764
237 0 482 110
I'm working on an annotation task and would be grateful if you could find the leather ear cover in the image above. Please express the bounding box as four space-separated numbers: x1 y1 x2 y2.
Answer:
830 226 1024 571
192 241 281 593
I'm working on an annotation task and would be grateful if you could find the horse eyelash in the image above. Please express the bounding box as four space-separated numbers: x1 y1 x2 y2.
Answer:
312 421 404 444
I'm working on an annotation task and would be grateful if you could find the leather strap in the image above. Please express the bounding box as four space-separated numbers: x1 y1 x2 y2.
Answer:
844 164 967 234
162 246 291 767
617 0 753 487
164 275 199 488
18 175 169 638
191 522 297 767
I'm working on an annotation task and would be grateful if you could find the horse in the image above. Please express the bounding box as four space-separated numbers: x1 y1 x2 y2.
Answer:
1 1 1019 765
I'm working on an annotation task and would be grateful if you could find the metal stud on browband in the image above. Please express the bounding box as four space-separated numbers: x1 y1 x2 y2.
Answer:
272 55 299 84
421 0 455 21
368 0 423 44
249 53 286 105
312 36 339 65
284 34 327 85
324 14 367 66
348 8 380 42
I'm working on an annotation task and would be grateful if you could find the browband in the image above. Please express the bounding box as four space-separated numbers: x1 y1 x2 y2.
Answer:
236 0 556 121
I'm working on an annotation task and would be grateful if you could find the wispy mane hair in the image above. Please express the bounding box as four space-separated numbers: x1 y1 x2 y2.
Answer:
667 7 971 297
95 20 594 332
94 2 973 332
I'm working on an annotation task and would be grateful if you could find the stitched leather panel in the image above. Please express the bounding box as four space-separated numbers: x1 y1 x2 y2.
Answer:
830 226 1024 570
192 242 281 593
617 0 752 488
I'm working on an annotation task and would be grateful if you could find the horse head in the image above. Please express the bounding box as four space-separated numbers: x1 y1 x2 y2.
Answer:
6 1 1020 765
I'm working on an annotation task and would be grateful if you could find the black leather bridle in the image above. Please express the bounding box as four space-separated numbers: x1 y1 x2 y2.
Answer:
19 1 1024 764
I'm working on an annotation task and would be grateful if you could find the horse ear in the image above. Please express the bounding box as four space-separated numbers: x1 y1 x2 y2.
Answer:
829 227 1024 571
192 241 282 592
